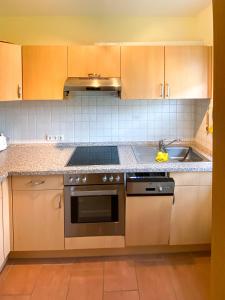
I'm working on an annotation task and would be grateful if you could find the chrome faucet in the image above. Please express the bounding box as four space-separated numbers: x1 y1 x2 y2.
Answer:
158 139 181 152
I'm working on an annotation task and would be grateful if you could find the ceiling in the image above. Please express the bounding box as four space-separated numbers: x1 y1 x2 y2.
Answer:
0 0 211 17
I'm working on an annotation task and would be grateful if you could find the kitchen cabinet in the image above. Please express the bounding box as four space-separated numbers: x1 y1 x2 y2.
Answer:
125 195 173 246
0 178 11 270
0 42 22 101
121 46 165 99
2 178 11 259
170 172 212 245
0 184 4 268
121 45 212 100
12 176 64 251
68 45 120 77
165 46 212 99
22 46 67 100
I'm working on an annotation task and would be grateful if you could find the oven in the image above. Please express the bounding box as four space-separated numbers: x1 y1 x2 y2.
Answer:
64 173 125 237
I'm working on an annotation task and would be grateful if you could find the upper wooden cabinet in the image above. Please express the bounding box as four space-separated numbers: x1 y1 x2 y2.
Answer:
22 46 67 100
165 46 212 99
121 45 212 100
68 46 120 77
121 46 165 99
0 42 22 101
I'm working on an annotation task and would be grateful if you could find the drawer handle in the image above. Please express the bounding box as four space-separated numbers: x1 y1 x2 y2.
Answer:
28 180 45 186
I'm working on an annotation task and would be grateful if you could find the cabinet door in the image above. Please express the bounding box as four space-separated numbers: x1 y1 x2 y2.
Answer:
170 186 212 245
2 179 10 258
0 185 4 267
0 42 22 101
121 46 165 99
23 46 67 100
13 190 64 251
126 196 173 246
68 46 120 77
165 46 212 99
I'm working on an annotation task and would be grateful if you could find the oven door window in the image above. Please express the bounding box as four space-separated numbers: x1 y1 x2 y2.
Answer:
71 195 119 223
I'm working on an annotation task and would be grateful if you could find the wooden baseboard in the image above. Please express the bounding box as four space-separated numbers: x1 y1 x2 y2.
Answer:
9 244 211 259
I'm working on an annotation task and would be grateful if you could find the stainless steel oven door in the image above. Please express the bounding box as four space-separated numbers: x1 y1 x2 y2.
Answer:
64 184 125 237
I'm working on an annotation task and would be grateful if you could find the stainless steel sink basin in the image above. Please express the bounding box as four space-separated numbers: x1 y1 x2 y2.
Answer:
132 145 209 164
165 146 209 162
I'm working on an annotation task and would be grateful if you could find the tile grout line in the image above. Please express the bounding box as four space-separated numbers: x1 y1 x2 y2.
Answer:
102 260 105 300
65 264 73 300
134 260 141 300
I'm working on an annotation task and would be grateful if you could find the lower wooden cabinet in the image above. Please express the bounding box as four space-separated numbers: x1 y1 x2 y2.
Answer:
0 185 4 267
13 190 64 251
0 178 11 269
125 196 173 246
170 172 212 245
170 185 212 245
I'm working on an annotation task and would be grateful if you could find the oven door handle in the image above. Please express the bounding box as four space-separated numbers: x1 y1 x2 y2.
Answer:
70 190 118 197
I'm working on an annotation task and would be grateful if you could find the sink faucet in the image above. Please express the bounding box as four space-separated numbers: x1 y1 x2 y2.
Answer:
158 139 181 152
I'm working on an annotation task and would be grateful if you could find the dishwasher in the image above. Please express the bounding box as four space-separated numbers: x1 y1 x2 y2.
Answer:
125 172 175 246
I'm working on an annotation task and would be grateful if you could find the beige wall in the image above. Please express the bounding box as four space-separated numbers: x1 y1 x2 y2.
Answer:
196 5 213 45
195 4 213 151
0 6 212 45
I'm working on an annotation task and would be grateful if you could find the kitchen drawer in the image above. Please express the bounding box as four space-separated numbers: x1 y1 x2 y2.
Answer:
171 172 212 186
12 175 64 191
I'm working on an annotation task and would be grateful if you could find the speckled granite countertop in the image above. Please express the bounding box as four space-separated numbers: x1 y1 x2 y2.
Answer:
0 143 212 182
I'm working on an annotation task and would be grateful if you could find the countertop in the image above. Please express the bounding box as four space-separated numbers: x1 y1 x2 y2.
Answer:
0 143 212 182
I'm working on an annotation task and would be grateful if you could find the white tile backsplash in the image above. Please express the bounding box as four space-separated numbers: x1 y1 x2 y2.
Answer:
0 91 209 145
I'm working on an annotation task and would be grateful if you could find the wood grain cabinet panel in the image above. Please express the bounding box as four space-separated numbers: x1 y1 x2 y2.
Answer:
22 46 67 100
165 46 212 99
2 178 11 258
0 42 22 101
12 175 64 191
13 190 64 251
170 186 212 245
121 46 165 99
125 195 173 246
68 45 120 77
0 184 4 268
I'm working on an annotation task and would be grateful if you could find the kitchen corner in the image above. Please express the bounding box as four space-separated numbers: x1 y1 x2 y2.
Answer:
0 1 215 298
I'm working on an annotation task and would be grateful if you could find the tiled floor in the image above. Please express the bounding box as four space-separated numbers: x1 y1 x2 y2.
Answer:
0 253 210 300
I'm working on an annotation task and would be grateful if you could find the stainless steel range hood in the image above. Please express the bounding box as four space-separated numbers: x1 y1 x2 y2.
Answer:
64 75 121 97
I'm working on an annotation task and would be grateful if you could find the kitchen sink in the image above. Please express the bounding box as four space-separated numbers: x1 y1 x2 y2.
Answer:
165 146 209 162
132 145 209 164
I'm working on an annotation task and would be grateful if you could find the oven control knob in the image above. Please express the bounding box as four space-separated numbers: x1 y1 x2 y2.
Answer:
115 175 121 182
82 176 87 183
75 177 80 184
158 186 163 192
102 175 107 183
69 177 74 183
109 175 114 182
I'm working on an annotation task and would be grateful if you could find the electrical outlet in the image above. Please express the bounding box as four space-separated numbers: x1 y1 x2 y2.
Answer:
46 135 64 142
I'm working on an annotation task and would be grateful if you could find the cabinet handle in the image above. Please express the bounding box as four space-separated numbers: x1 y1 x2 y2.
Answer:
160 83 164 98
17 84 22 98
166 83 170 98
58 194 62 209
28 180 45 186
88 73 101 78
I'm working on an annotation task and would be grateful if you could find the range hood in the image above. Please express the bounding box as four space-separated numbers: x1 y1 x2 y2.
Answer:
64 75 121 97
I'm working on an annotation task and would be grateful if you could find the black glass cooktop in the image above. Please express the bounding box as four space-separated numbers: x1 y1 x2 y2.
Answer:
66 146 120 166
